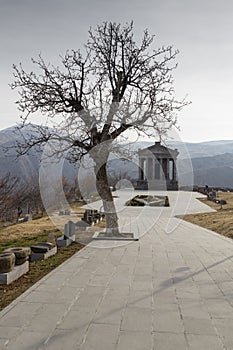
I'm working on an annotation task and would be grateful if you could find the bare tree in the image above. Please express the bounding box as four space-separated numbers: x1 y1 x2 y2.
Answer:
20 174 45 215
52 176 78 209
0 173 19 221
11 21 187 236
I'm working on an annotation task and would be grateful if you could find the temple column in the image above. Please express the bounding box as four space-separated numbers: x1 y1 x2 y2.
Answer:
167 158 170 180
154 158 161 179
139 158 144 180
144 158 147 180
158 159 161 179
173 159 177 181
153 158 156 180
147 158 153 180
168 159 173 180
152 158 155 180
162 158 169 179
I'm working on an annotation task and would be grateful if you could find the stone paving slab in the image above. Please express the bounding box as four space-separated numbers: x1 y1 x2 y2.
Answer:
1 191 233 349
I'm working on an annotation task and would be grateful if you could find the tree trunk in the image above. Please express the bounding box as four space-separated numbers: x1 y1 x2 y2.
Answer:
94 162 120 236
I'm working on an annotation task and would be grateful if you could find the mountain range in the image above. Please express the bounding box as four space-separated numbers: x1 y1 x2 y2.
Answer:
1 126 233 188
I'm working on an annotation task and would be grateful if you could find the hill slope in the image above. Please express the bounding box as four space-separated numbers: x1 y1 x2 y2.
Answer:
191 153 233 188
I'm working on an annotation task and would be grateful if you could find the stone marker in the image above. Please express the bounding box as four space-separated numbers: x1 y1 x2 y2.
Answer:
64 220 75 239
57 221 75 247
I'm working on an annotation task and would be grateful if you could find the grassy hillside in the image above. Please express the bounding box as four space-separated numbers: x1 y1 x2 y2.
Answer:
182 192 233 239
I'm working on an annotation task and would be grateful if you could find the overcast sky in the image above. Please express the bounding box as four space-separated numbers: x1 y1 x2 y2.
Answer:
1 0 233 142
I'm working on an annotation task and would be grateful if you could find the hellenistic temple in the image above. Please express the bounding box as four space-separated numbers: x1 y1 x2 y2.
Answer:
135 142 179 190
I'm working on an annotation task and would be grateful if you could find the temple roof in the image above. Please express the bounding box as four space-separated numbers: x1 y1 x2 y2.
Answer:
138 141 179 158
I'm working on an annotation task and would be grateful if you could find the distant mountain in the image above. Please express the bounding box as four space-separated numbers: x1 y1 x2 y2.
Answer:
168 140 233 159
0 126 77 182
1 125 233 188
180 153 233 188
0 126 40 181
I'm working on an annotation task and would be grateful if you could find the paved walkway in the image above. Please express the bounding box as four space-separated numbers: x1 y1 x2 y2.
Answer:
1 191 233 349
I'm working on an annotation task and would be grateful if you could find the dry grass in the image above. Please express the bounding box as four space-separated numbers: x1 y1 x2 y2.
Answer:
182 192 233 239
0 217 58 243
0 202 85 243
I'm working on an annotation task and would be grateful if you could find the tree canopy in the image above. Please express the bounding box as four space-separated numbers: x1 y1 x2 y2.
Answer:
11 21 187 235
12 22 186 157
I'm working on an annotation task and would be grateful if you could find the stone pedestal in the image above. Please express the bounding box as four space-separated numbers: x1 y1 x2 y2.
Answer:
93 232 138 241
0 261 29 285
30 246 57 262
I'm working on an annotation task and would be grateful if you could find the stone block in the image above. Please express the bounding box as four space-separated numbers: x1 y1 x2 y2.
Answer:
0 261 29 285
57 235 75 247
30 246 57 262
